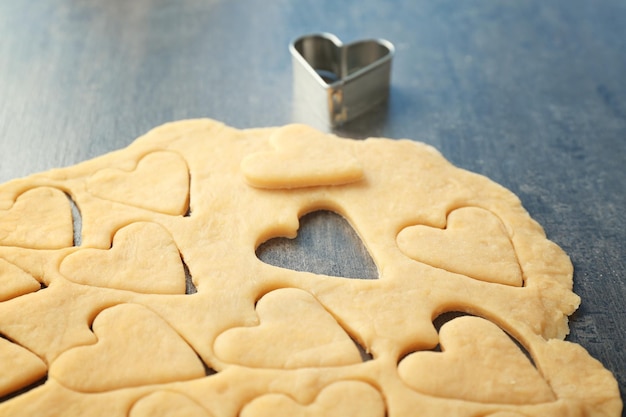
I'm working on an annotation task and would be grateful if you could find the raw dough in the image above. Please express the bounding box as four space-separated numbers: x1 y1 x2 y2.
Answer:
0 119 621 417
59 222 186 294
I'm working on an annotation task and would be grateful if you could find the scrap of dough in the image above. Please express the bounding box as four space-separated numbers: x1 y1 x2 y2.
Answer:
398 316 555 404
87 151 189 215
0 187 73 249
397 207 523 286
59 222 186 294
129 391 213 417
214 288 362 368
49 303 205 392
240 380 386 417
240 124 363 188
0 337 47 397
0 258 40 302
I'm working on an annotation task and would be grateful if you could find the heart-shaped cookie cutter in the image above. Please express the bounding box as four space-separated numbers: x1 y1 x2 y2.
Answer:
290 33 394 127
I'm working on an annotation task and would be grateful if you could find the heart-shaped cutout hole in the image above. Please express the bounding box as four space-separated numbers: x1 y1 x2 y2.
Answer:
257 211 377 279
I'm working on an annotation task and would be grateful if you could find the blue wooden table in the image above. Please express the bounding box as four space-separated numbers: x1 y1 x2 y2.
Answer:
1 0 624 406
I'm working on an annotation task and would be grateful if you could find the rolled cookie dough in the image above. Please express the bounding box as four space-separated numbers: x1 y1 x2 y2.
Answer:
0 119 621 417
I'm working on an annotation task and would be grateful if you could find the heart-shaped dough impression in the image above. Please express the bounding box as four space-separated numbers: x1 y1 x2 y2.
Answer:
398 316 555 404
214 288 362 368
49 303 205 392
241 124 363 189
240 380 385 417
60 222 185 294
397 207 522 286
0 187 73 249
0 338 47 397
0 258 41 302
130 391 213 417
87 151 189 215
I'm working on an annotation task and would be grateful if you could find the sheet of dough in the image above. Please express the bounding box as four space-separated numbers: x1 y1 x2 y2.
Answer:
0 119 621 417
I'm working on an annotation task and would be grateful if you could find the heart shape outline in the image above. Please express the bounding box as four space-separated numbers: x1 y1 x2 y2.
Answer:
130 391 213 417
0 187 73 249
86 151 190 216
49 303 206 392
396 207 523 286
0 337 47 398
290 33 394 125
240 380 385 417
0 258 41 302
397 316 555 405
59 222 186 294
213 288 362 369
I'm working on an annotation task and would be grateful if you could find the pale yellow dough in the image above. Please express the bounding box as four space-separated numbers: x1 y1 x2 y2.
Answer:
0 337 47 397
0 119 621 417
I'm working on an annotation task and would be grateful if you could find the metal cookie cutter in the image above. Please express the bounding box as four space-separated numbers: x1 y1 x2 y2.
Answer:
290 33 394 127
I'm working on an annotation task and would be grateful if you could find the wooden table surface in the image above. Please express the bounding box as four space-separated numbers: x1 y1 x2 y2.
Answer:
1 0 624 406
